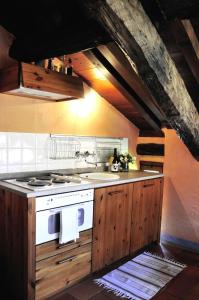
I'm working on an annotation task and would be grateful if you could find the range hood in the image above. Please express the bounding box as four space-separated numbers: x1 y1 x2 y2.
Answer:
0 62 84 101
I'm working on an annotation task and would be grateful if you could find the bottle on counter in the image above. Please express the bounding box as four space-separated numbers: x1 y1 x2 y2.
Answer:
66 58 73 75
47 58 52 70
111 148 120 172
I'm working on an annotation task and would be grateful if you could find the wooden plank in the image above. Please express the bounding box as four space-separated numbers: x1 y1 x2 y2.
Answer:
137 143 165 156
69 51 156 130
0 64 19 92
9 20 111 62
130 180 145 252
36 229 92 262
104 186 118 265
92 188 107 272
139 130 165 137
156 0 199 19
97 43 166 123
130 179 164 253
182 20 199 60
0 63 84 99
92 184 132 272
81 0 199 160
157 178 164 242
85 49 161 131
0 189 35 300
140 161 164 173
22 63 84 98
170 20 199 85
36 244 91 300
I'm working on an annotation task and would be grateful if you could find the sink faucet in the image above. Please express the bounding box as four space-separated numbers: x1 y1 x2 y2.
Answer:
84 158 98 169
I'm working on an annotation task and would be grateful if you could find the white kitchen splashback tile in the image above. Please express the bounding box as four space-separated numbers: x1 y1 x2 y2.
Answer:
36 134 49 149
0 149 7 165
0 166 7 173
0 132 7 148
8 132 22 148
8 149 22 165
8 165 22 173
22 133 36 148
0 132 129 174
22 148 36 164
36 148 48 164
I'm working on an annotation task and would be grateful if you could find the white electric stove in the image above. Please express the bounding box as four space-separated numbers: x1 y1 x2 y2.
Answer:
4 173 89 191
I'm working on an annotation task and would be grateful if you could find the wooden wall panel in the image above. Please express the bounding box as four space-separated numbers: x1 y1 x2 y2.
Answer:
0 189 35 300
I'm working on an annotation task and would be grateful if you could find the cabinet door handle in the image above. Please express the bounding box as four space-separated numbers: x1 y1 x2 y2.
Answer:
56 255 76 265
108 190 123 196
143 183 154 188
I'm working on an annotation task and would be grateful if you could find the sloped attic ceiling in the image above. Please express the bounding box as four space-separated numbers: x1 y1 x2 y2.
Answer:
0 0 198 159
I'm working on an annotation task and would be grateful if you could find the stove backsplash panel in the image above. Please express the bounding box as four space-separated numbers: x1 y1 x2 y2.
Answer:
0 132 128 174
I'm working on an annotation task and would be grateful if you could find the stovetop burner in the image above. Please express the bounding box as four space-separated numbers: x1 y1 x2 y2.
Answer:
36 175 53 181
28 180 52 187
52 178 70 184
16 177 36 182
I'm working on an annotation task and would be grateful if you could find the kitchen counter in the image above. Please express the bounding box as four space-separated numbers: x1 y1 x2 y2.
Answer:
0 170 163 198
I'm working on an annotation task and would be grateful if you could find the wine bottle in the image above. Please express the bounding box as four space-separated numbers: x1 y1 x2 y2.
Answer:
47 58 52 70
111 148 119 172
66 58 73 75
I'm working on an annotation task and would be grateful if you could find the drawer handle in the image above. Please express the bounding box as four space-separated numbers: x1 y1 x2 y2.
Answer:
143 183 154 188
108 190 123 196
56 255 76 265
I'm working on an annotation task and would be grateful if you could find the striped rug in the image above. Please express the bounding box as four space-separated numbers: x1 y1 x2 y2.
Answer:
95 252 186 300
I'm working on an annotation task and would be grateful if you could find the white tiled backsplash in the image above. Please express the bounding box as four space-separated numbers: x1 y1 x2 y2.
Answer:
0 132 128 173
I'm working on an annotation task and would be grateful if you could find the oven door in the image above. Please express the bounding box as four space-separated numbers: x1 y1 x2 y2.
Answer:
36 201 93 245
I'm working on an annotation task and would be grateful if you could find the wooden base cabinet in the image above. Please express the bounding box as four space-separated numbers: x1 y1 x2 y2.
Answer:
0 177 163 299
92 184 133 272
92 178 164 272
36 230 92 300
130 178 163 253
0 186 92 300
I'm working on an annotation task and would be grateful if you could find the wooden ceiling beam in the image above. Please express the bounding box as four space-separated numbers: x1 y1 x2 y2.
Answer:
181 20 199 60
80 0 199 160
170 20 199 86
85 48 161 131
96 43 166 124
156 0 199 19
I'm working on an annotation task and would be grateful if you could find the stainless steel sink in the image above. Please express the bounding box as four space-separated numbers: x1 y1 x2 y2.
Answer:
78 172 120 181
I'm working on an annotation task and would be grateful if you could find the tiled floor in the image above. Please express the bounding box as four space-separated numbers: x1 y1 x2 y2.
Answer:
50 242 199 300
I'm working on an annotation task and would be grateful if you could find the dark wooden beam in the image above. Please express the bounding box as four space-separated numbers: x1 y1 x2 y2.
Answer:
97 43 166 124
137 144 165 156
156 0 199 19
170 20 199 86
85 48 161 131
80 0 199 160
9 21 111 62
139 130 165 137
182 20 199 60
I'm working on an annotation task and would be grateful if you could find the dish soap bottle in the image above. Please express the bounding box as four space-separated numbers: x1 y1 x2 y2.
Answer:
111 148 119 172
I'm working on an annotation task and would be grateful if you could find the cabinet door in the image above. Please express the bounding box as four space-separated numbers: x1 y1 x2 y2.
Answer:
130 178 163 253
92 184 133 272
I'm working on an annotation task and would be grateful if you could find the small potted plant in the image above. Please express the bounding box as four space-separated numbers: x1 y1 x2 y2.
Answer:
119 153 135 172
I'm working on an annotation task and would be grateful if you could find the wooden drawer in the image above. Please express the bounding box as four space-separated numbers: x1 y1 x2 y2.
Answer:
36 229 92 262
36 243 92 300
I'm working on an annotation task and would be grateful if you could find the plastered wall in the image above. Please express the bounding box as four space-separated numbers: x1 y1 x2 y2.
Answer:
161 129 199 246
0 87 138 158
